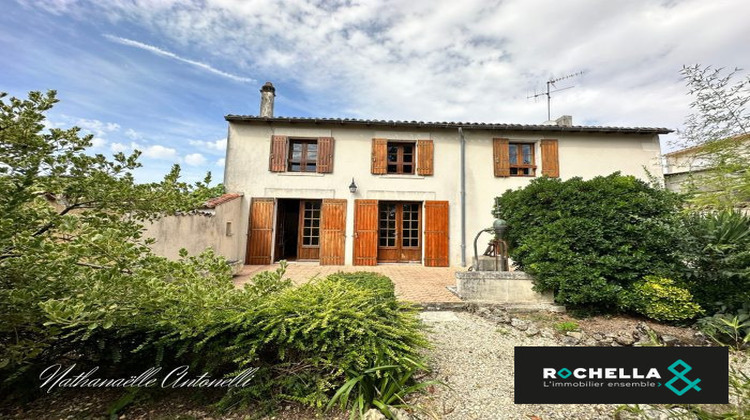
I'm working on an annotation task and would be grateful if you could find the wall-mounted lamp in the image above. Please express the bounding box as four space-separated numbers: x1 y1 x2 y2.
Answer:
349 178 358 194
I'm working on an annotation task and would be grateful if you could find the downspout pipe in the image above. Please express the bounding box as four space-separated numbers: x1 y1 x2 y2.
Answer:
459 127 466 267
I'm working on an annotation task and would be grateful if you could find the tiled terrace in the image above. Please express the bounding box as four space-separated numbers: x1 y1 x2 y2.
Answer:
234 263 463 303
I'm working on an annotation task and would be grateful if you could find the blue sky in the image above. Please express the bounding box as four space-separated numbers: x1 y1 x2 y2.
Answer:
2 0 749 183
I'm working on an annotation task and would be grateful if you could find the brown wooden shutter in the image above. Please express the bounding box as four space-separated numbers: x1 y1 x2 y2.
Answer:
371 138 387 174
246 198 274 264
540 139 560 177
320 199 346 265
424 201 449 267
417 139 434 175
317 137 334 173
493 138 510 177
353 199 378 265
269 135 288 172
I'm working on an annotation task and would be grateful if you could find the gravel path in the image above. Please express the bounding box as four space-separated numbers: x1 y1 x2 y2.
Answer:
419 311 617 420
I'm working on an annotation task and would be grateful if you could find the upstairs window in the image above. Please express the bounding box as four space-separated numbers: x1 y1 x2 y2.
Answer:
289 139 318 172
509 143 535 176
493 138 556 178
371 138 433 175
386 142 415 174
269 136 334 173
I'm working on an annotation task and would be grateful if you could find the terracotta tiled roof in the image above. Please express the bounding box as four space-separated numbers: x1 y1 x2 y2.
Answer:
204 193 242 209
225 115 673 135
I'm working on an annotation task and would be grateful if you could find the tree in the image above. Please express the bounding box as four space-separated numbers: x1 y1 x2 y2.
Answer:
677 65 750 209
0 90 223 390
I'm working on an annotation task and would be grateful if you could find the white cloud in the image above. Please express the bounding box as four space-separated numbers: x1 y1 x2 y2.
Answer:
110 142 128 153
125 128 142 140
184 153 207 166
103 34 254 84
109 141 176 159
143 144 177 159
189 138 227 153
75 118 120 136
215 157 225 167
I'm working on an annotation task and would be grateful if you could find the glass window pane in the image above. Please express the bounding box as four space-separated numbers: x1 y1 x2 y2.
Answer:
292 143 302 152
403 145 413 154
291 150 302 160
403 153 413 163
306 163 316 172
522 144 532 164
403 165 412 173
509 145 518 164
387 164 397 173
510 167 518 175
290 163 301 172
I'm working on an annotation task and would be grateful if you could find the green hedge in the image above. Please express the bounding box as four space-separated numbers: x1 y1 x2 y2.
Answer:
493 173 684 312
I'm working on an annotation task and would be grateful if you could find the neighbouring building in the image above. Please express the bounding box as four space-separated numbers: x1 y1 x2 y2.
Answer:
221 82 670 267
663 134 750 194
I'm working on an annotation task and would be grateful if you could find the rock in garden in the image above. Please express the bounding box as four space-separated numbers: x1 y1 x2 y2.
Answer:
566 331 584 340
363 408 387 420
525 326 540 337
511 318 529 331
615 333 635 346
661 334 679 346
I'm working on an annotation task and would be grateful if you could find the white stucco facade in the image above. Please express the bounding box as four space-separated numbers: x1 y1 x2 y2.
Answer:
223 119 665 267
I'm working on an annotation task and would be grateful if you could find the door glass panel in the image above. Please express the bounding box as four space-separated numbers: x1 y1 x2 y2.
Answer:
401 203 419 248
301 200 321 246
378 204 397 247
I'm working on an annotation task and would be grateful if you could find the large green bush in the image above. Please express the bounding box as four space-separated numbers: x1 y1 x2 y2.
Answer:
619 276 703 321
493 173 684 311
679 210 750 312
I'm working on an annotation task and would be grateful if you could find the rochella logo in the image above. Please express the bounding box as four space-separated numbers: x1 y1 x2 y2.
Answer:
543 367 660 380
665 359 701 396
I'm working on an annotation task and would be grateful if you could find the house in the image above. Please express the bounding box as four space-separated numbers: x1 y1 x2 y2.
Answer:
221 82 670 267
663 134 750 194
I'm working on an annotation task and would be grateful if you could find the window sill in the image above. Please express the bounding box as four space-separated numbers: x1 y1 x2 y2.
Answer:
377 174 425 179
277 172 325 177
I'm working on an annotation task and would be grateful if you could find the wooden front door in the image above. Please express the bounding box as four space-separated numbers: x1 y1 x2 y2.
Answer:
246 198 275 264
320 199 346 265
377 202 422 263
424 200 449 267
353 199 378 266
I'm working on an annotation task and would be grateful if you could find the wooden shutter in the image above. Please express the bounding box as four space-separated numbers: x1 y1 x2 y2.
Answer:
246 198 274 264
320 199 346 265
540 139 560 178
493 138 510 177
424 201 449 267
269 135 288 172
317 137 334 173
417 139 434 176
353 199 378 266
371 138 387 174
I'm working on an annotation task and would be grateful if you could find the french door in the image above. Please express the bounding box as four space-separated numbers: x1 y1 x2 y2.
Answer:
377 201 421 263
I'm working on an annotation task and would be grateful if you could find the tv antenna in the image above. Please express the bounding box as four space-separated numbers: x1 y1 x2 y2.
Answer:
528 71 584 121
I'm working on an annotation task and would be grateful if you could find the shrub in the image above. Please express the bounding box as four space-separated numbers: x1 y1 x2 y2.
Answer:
697 304 750 351
679 210 750 312
222 272 427 410
619 276 703 321
493 173 684 311
553 321 579 333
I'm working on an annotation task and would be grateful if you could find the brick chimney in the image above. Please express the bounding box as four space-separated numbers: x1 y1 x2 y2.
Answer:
259 82 275 117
